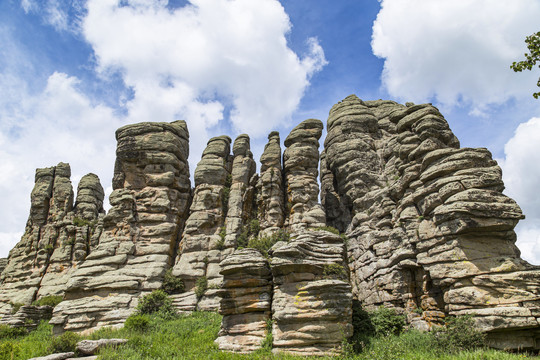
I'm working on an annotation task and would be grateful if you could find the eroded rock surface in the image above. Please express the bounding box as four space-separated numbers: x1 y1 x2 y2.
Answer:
322 95 540 349
216 249 272 353
270 230 352 356
50 121 191 334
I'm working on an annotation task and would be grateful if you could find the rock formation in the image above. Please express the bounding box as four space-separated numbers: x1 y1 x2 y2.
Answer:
0 163 104 315
215 248 272 352
270 230 352 355
1 94 539 352
50 121 191 334
321 95 540 349
283 119 326 232
0 305 53 331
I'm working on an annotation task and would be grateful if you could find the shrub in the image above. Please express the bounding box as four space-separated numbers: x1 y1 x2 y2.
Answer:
214 227 226 250
32 295 63 307
160 269 184 295
49 331 80 353
221 175 232 216
136 290 174 315
259 318 273 352
124 314 150 332
9 303 24 314
322 263 347 279
369 306 406 337
0 325 28 339
432 315 486 352
237 219 260 249
194 277 208 300
347 300 375 353
0 342 21 359
247 229 289 258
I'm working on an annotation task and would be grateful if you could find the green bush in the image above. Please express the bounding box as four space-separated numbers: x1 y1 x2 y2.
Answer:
9 303 24 314
432 315 486 352
322 263 347 279
194 277 208 300
49 331 80 353
136 290 174 315
0 341 21 359
247 229 289 258
237 219 260 249
0 325 28 339
259 318 273 352
124 314 150 332
347 300 375 352
369 306 406 337
32 295 63 307
160 269 184 295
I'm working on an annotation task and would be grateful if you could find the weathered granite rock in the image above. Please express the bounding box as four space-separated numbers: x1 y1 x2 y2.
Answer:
270 230 352 356
223 135 257 249
0 258 7 276
215 249 272 353
283 119 326 233
0 164 103 314
173 135 231 311
76 338 128 355
0 305 53 331
50 121 191 334
256 132 285 237
322 95 540 350
28 352 75 360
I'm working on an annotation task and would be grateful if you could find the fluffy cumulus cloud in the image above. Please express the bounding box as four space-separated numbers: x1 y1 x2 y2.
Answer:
499 118 540 265
372 0 540 112
82 0 326 146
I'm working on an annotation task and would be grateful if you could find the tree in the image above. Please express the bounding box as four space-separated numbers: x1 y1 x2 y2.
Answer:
511 31 540 99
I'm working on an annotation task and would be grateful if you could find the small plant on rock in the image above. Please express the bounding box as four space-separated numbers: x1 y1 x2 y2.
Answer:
32 295 63 307
322 263 347 280
195 276 208 300
9 302 24 314
247 230 289 258
160 269 184 295
136 289 174 316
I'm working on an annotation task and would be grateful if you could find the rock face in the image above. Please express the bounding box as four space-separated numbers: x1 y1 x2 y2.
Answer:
321 95 540 349
2 95 540 352
0 305 53 331
50 121 191 334
270 230 352 355
256 132 285 237
172 136 232 312
283 119 326 232
0 164 104 315
215 249 272 353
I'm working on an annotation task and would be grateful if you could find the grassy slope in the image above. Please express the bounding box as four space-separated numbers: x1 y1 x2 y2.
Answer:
0 312 536 360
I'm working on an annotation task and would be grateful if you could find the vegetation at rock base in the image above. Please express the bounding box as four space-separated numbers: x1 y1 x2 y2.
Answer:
511 31 540 99
160 269 185 295
136 289 174 316
49 331 80 353
0 312 536 360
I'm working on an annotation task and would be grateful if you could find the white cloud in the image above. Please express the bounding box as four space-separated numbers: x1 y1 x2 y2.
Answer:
82 0 327 162
20 0 76 32
499 117 540 265
372 0 540 112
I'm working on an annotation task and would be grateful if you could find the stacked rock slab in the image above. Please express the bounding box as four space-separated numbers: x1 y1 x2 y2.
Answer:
172 136 232 312
0 163 103 315
270 230 353 355
321 95 540 349
256 132 285 237
0 305 53 331
283 119 326 233
215 249 272 352
223 135 257 249
50 121 191 334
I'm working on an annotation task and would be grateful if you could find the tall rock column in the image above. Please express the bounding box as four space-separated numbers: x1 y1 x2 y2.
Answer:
256 132 285 237
172 136 231 312
50 121 191 334
283 119 326 233
223 135 256 248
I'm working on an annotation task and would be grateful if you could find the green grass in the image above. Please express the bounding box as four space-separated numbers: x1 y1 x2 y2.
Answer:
0 312 537 360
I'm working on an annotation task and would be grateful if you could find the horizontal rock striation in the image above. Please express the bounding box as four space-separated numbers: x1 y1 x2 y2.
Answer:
215 249 272 352
322 95 540 349
50 121 191 334
270 230 353 356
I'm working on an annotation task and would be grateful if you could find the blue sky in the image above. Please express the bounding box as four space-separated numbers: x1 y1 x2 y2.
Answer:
1 0 540 263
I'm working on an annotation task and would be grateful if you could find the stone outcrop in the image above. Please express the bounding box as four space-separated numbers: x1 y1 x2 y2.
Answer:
256 132 285 237
0 305 53 331
215 249 272 352
321 95 540 350
172 136 231 312
50 121 191 334
1 94 540 352
283 119 326 232
0 164 104 315
270 230 352 355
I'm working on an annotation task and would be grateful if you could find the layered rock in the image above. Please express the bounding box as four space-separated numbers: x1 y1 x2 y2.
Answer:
256 132 285 237
223 135 257 249
0 305 53 331
283 119 326 232
0 163 103 315
270 230 353 355
172 136 231 312
215 249 272 352
322 95 540 350
50 121 191 334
